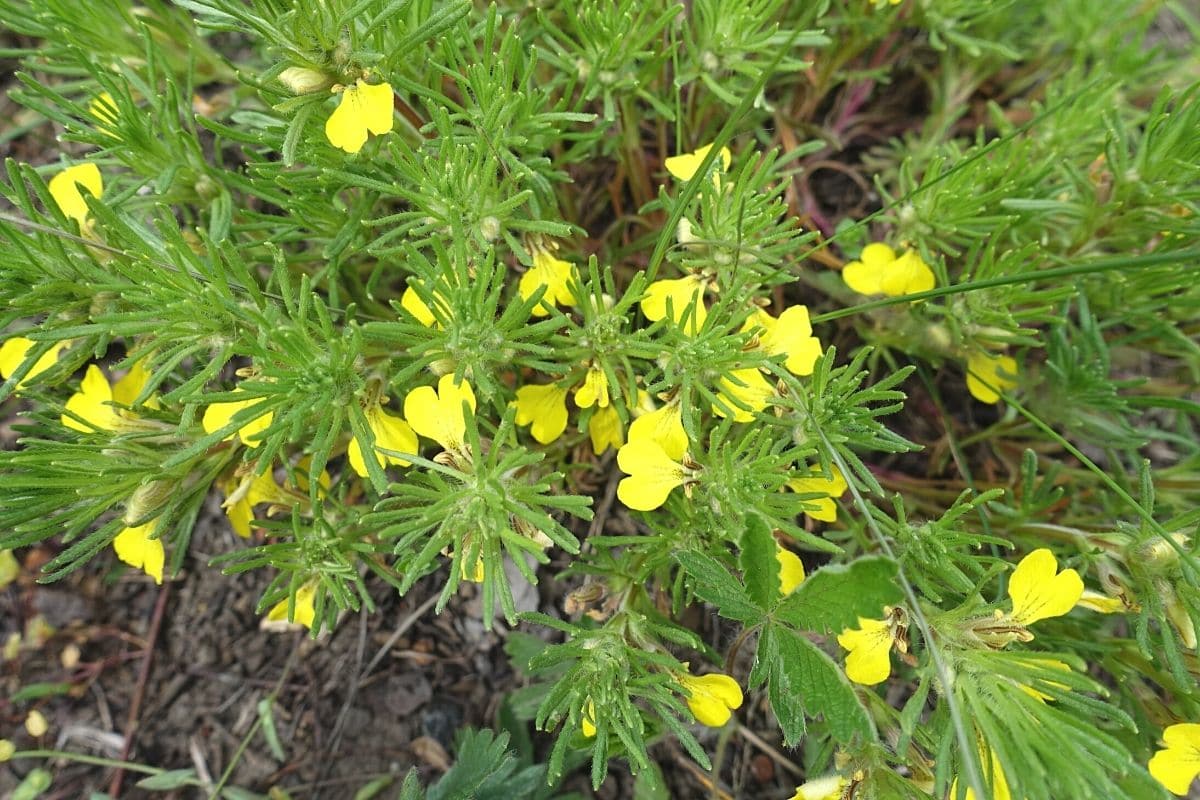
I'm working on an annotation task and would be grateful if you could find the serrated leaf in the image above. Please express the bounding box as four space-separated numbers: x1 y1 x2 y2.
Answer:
777 556 901 634
740 516 780 609
771 625 873 745
676 550 764 623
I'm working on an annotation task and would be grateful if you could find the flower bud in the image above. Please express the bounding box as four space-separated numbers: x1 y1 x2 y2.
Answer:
123 480 175 525
278 66 332 95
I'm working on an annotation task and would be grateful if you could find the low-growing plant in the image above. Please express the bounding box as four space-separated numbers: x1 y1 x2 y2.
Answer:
1 0 1199 798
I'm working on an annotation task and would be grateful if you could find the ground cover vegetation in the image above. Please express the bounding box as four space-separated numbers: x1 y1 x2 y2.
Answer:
1 0 1199 797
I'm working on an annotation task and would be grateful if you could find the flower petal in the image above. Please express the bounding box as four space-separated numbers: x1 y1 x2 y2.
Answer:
514 383 570 444
49 163 103 225
879 249 935 296
1 337 66 389
966 353 1019 404
837 617 894 685
664 143 731 182
588 404 623 455
405 374 476 452
627 400 687 461
640 276 707 333
63 365 119 432
1008 548 1083 625
787 466 847 523
714 367 773 422
519 251 575 316
267 583 318 629
112 522 164 584
575 366 609 409
616 439 686 511
679 673 742 727
325 79 394 154
777 547 806 595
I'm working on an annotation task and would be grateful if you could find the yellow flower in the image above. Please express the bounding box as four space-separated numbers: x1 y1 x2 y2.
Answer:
588 404 624 455
617 438 689 511
266 582 318 629
401 281 446 328
458 552 485 583
664 142 732 182
519 250 576 316
713 367 774 422
837 616 895 685
0 738 14 762
678 672 743 727
404 373 477 453
112 521 165 584
348 404 419 477
842 243 934 297
951 745 1012 800
0 549 17 589
514 383 570 444
786 466 848 523
1008 548 1083 626
1 337 66 389
221 470 281 538
627 398 687 461
1150 723 1200 795
48 163 103 226
581 698 598 738
90 91 119 131
777 546 806 595
202 389 274 447
1077 588 1127 613
62 361 154 432
325 79 394 154
744 306 823 376
965 352 1018 404
789 775 848 800
640 275 708 334
575 366 609 409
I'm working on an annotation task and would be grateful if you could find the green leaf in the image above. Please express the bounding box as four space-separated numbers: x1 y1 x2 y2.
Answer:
11 682 73 702
136 770 201 790
767 624 874 745
777 556 901 634
676 550 764 623
739 516 780 609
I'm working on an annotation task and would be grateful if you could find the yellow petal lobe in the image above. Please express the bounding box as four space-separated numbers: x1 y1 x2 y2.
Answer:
627 400 687 461
665 142 732 182
1008 548 1083 626
837 617 894 685
714 367 773 422
678 672 742 727
49 163 103 225
404 374 477 452
575 366 609 409
786 466 848 523
350 405 419 477
514 383 570 444
588 404 624 455
616 439 687 511
777 547 806 595
112 522 164 584
267 583 318 629
966 352 1019 404
2 337 66 389
519 251 575 316
63 365 119 432
1150 723 1200 795
325 79 394 154
640 276 707 334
